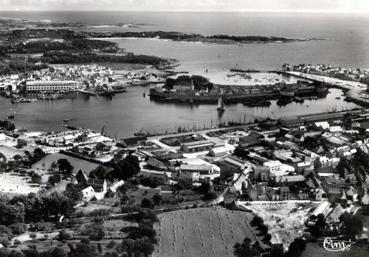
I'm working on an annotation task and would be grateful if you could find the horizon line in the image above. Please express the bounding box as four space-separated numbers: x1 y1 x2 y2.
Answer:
2 9 369 14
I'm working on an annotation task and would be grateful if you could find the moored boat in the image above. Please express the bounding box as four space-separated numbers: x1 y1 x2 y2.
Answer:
243 99 272 107
280 87 295 97
217 97 225 113
293 96 304 103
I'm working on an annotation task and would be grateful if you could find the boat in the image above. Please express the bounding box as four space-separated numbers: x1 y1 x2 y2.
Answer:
277 97 293 106
280 87 295 97
63 119 71 123
98 90 115 97
316 85 329 95
63 124 78 130
293 96 304 103
243 99 272 107
8 114 15 119
217 98 225 113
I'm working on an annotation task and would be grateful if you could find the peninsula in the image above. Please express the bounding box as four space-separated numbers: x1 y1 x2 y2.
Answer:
87 30 320 44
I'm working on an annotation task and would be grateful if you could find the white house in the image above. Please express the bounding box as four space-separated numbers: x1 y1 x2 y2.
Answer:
263 160 294 176
82 186 96 201
315 121 330 130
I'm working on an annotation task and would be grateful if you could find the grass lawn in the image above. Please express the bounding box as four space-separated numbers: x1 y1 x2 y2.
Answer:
153 207 256 257
32 153 99 175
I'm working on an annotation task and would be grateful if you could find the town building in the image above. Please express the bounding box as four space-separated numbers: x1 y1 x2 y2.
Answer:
26 80 78 91
181 140 215 153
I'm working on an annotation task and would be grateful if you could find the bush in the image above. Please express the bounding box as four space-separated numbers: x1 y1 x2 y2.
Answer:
87 209 111 217
120 205 141 214
140 198 154 209
123 209 159 223
9 223 27 235
57 230 71 241
152 194 162 205
106 240 116 249
250 216 264 227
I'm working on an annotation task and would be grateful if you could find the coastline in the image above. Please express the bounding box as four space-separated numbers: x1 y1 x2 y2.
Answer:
86 31 321 45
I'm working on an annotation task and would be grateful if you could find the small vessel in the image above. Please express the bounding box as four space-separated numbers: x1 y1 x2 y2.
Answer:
8 114 15 119
217 98 225 113
143 92 146 98
293 96 304 103
280 87 295 97
63 119 71 123
63 124 78 130
243 99 271 107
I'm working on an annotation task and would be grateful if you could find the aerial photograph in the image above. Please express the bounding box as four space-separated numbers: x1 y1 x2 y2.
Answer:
1 0 369 256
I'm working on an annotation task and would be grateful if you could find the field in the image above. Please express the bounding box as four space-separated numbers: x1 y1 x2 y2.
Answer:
32 153 99 175
0 172 40 195
153 207 256 257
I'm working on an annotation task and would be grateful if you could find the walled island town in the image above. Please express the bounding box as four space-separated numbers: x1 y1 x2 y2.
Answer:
1 4 369 257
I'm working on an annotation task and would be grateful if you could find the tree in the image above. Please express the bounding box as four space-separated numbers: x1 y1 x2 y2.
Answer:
69 242 96 257
122 237 154 257
141 198 154 209
286 238 306 257
122 209 158 224
89 165 109 180
33 148 46 163
50 162 58 171
152 194 162 205
82 221 105 241
39 192 75 221
97 243 102 254
9 223 27 235
234 237 260 257
121 223 156 242
310 214 326 237
64 183 83 204
110 154 140 180
263 233 272 243
107 240 116 249
258 224 268 236
250 216 264 227
203 191 217 201
313 158 322 172
88 225 105 241
0 202 25 225
340 212 363 238
95 142 106 151
0 152 6 163
31 173 42 184
57 159 73 176
47 174 61 186
57 230 71 241
9 250 25 257
42 248 67 257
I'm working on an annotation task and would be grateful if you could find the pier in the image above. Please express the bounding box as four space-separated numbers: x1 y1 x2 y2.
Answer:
284 71 369 107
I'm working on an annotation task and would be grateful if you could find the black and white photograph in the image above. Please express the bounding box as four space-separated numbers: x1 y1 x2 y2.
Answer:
0 1 369 256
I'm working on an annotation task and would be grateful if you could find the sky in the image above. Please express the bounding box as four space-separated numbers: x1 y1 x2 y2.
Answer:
1 0 369 12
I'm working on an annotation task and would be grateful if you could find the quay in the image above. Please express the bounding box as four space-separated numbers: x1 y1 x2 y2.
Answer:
284 71 369 107
130 108 369 143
